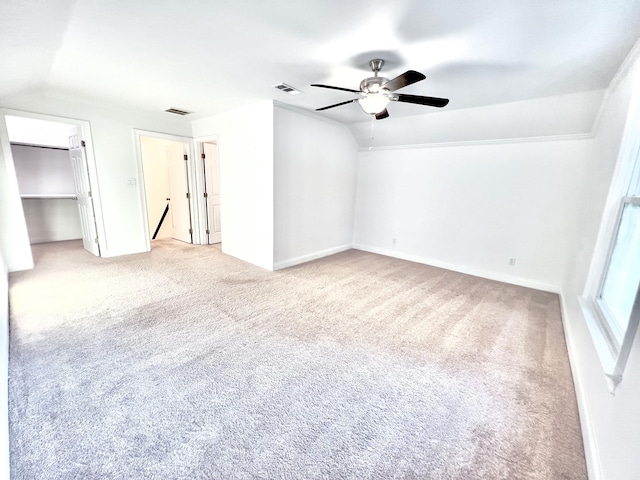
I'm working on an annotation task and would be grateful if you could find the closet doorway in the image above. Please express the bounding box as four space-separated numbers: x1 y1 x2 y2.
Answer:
2 113 104 256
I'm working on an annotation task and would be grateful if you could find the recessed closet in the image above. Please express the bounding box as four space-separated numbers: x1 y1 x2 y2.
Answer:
6 116 82 245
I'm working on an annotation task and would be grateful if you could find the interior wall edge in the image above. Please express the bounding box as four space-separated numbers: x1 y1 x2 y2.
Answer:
273 101 360 150
589 39 640 138
272 243 352 271
352 243 560 294
0 111 34 272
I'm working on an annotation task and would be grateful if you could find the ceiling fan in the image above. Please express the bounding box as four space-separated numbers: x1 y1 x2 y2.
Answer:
311 59 449 120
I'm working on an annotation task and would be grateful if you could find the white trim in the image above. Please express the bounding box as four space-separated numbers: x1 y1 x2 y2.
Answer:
273 244 352 270
28 235 82 245
352 243 559 293
559 295 603 480
356 132 594 152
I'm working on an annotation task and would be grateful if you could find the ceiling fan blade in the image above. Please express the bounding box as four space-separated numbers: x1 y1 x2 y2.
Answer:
381 70 426 92
315 99 358 111
375 109 389 120
310 84 361 93
395 94 449 108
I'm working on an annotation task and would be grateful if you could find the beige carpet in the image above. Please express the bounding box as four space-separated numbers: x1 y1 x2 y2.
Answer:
8 239 586 479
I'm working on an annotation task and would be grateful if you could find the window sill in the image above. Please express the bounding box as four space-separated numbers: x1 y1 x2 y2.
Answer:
578 296 621 394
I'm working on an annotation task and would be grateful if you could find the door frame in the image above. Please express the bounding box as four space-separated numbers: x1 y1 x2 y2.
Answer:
133 130 199 251
0 108 106 257
197 136 222 245
193 133 224 248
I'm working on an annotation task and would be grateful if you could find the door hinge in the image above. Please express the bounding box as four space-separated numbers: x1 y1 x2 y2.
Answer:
203 192 208 198
189 228 193 234
186 192 190 199
81 140 86 147
184 154 188 161
206 229 210 234
201 153 206 159
88 191 92 198
94 237 99 244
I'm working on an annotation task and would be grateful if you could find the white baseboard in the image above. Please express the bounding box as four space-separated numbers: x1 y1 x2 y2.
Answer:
1 257 10 479
352 243 559 293
273 244 352 270
29 235 82 244
559 294 602 480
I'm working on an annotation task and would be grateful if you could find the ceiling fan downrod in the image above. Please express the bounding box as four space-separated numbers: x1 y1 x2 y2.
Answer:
369 59 385 76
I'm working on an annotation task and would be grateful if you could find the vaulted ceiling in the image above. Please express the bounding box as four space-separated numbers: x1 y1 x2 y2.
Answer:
1 0 639 132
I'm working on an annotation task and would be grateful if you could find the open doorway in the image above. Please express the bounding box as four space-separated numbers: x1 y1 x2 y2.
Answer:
136 133 194 248
0 112 104 257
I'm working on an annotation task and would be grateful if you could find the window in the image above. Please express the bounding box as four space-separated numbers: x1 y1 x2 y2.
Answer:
587 133 640 389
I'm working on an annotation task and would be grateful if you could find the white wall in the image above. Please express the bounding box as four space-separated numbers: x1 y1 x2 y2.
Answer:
0 120 32 272
21 200 82 244
273 106 358 268
347 90 604 148
353 137 593 291
5 115 73 148
0 93 192 268
191 101 274 270
559 44 640 480
11 145 76 195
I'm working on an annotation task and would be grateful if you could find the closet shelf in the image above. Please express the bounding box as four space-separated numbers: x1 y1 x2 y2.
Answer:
21 194 78 200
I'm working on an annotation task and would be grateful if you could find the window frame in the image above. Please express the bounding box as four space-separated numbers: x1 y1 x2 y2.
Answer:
583 98 640 391
591 196 640 386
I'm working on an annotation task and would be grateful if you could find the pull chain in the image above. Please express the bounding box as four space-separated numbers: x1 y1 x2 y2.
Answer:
367 115 377 150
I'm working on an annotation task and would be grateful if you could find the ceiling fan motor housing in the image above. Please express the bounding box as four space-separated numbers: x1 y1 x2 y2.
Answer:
360 77 389 94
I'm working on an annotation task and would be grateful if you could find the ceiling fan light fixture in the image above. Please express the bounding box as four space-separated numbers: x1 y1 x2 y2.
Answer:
358 93 390 114
311 58 449 117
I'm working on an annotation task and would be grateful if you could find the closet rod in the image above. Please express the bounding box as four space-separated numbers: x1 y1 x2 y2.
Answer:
20 194 77 200
10 142 69 151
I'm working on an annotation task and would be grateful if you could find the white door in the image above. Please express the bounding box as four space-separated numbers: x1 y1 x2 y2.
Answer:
69 127 100 256
168 143 193 243
203 142 221 244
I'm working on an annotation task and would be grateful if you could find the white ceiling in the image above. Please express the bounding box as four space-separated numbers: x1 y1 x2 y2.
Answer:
1 0 639 126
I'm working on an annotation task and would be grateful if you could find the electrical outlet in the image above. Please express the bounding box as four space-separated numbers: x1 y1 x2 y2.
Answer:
509 258 516 266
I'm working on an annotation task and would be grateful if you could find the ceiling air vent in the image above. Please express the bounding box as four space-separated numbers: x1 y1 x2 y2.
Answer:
165 108 193 116
273 83 302 96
